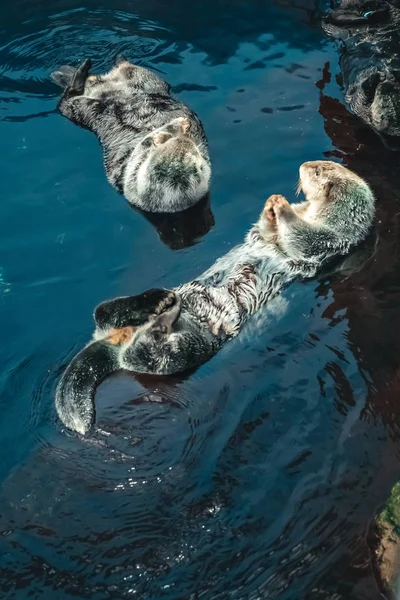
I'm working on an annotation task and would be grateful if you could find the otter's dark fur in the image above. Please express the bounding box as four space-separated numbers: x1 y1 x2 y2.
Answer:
55 161 375 435
51 58 211 212
323 1 400 142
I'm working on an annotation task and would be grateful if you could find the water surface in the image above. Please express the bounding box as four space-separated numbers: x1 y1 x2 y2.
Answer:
1 0 400 598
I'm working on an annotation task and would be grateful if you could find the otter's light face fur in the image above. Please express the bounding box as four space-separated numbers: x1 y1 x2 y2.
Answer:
298 160 338 204
129 118 211 212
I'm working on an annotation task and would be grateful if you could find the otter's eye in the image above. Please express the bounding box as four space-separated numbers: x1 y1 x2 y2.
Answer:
315 168 320 177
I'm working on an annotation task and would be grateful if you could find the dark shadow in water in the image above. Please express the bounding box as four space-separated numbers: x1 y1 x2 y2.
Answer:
136 193 215 250
1 108 58 122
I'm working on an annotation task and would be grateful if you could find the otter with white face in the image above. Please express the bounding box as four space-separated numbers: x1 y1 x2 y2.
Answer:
323 1 400 141
55 161 375 435
51 58 211 212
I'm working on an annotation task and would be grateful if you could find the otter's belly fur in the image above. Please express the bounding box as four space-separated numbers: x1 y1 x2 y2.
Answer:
179 231 318 337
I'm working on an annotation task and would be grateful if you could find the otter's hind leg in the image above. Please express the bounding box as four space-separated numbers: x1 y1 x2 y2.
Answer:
57 59 109 129
59 95 107 129
68 58 92 95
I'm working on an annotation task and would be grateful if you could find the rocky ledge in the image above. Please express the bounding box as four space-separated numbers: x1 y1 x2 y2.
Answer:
370 482 400 598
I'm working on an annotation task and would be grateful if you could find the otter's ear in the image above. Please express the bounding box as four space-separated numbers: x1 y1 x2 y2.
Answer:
153 131 171 146
151 295 181 335
180 117 191 135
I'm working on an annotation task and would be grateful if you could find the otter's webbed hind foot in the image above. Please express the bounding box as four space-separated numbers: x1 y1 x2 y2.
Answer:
69 58 92 95
51 65 77 88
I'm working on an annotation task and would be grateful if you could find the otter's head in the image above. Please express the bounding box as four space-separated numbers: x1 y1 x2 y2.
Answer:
344 68 400 139
96 292 217 376
366 71 400 138
298 160 375 241
137 118 211 212
299 161 342 204
298 160 369 205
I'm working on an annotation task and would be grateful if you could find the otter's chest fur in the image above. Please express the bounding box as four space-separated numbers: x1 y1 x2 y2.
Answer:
176 228 318 340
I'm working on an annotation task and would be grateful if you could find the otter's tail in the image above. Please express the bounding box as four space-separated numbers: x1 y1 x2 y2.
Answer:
55 340 120 435
51 65 77 88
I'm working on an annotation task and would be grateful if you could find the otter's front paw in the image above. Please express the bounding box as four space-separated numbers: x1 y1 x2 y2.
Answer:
264 194 291 220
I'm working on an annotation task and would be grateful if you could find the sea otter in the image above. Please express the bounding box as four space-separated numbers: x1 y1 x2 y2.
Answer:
55 161 375 434
51 57 211 212
323 1 400 142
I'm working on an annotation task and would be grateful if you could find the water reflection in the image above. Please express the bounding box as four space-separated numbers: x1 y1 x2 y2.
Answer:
138 194 215 250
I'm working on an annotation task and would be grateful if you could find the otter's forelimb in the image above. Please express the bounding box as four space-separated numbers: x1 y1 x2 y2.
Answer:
264 194 347 261
279 218 348 261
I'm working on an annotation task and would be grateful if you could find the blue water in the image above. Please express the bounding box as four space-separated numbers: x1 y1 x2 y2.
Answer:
2 0 400 597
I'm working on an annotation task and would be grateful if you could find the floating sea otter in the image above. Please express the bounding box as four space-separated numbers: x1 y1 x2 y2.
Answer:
323 1 400 143
51 58 211 212
55 161 375 434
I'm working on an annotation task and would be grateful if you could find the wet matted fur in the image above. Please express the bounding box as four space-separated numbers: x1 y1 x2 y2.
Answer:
51 57 211 212
55 161 375 434
323 1 400 142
